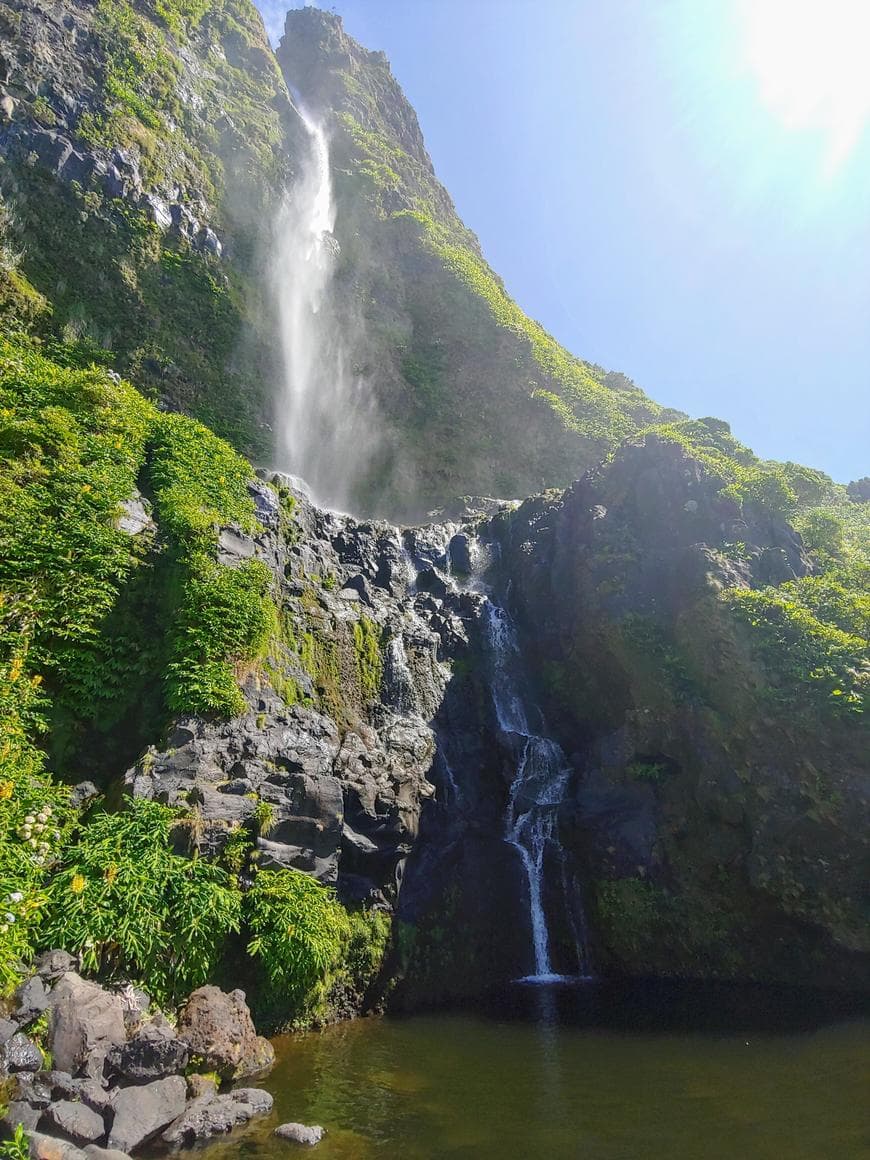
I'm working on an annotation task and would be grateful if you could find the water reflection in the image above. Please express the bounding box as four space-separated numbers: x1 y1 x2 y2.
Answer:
157 981 870 1160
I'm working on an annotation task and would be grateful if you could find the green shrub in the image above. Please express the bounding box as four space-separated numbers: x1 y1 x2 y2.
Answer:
246 868 349 1015
40 799 242 1004
0 1124 30 1160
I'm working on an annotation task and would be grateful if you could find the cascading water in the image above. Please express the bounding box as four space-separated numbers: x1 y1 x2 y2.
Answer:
481 590 588 982
273 110 375 510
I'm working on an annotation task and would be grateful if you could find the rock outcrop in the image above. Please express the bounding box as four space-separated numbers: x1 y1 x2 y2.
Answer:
0 963 274 1156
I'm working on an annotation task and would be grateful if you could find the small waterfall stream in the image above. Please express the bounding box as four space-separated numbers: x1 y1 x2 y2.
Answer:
394 526 590 983
481 601 583 981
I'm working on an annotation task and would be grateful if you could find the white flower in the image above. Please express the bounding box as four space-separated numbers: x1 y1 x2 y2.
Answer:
4 913 15 924
8 891 23 903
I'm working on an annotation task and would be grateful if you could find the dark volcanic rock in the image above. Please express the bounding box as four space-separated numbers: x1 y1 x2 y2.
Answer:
47 975 126 1079
104 1022 188 1083
14 975 49 1024
2 1031 43 1072
162 1088 273 1146
44 1100 105 1146
175 987 274 1080
108 1075 187 1152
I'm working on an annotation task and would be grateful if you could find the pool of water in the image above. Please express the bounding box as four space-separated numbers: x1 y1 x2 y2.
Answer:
186 980 870 1160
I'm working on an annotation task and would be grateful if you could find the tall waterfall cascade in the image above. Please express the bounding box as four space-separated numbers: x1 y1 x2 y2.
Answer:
273 111 375 511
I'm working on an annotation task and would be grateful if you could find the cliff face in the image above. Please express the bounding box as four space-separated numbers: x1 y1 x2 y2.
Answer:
495 438 869 989
0 1 866 1028
0 0 305 453
275 7 683 518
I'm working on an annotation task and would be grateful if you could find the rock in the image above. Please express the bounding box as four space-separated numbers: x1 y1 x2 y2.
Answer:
3 1101 41 1130
0 1017 18 1044
0 94 15 120
10 1071 53 1108
2 1032 43 1072
448 532 473 574
44 1100 105 1146
274 1122 325 1145
186 1073 218 1100
24 1132 89 1160
176 987 274 1079
14 975 49 1024
198 226 222 256
44 1072 78 1100
108 1075 187 1152
73 1080 114 1116
35 950 77 982
47 975 126 1079
104 1022 188 1082
83 1148 133 1160
161 1088 272 1146
142 194 172 230
68 782 100 809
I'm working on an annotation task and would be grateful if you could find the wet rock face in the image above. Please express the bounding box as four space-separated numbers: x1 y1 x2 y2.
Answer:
126 478 471 909
496 437 870 990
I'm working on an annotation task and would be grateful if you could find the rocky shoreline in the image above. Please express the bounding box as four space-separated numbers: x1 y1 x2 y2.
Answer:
0 951 313 1157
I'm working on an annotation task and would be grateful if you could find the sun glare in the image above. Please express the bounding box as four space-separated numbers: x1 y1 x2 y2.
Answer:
739 0 870 169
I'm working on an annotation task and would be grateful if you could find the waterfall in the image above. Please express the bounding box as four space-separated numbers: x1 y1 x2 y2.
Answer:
480 587 588 982
273 111 374 511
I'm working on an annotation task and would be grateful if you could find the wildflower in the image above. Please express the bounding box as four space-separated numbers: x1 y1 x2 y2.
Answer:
30 674 43 688
0 781 13 800
8 657 22 682
4 912 14 924
70 873 86 895
104 864 118 886
8 892 23 903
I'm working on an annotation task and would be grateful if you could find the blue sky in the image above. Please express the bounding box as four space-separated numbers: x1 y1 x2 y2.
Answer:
258 0 870 483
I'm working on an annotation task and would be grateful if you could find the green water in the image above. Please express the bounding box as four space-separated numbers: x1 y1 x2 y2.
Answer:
195 982 869 1160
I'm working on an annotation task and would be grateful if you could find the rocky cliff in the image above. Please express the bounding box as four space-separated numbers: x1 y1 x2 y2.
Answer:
276 7 684 516
0 0 867 1092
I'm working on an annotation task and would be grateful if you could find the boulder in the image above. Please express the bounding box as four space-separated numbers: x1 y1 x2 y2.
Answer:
274 1122 325 1145
48 975 126 1078
35 950 77 982
2 1031 43 1072
0 1017 18 1045
10 1071 53 1108
83 1149 133 1160
14 975 49 1025
175 987 274 1079
25 1133 89 1160
161 1088 272 1146
104 1022 188 1082
3 1101 41 1130
108 1075 187 1152
44 1100 105 1146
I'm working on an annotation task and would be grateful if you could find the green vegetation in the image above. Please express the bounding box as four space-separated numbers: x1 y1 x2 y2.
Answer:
0 1124 30 1160
0 332 389 1022
354 615 383 701
246 867 389 1025
629 418 868 717
42 799 242 1004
